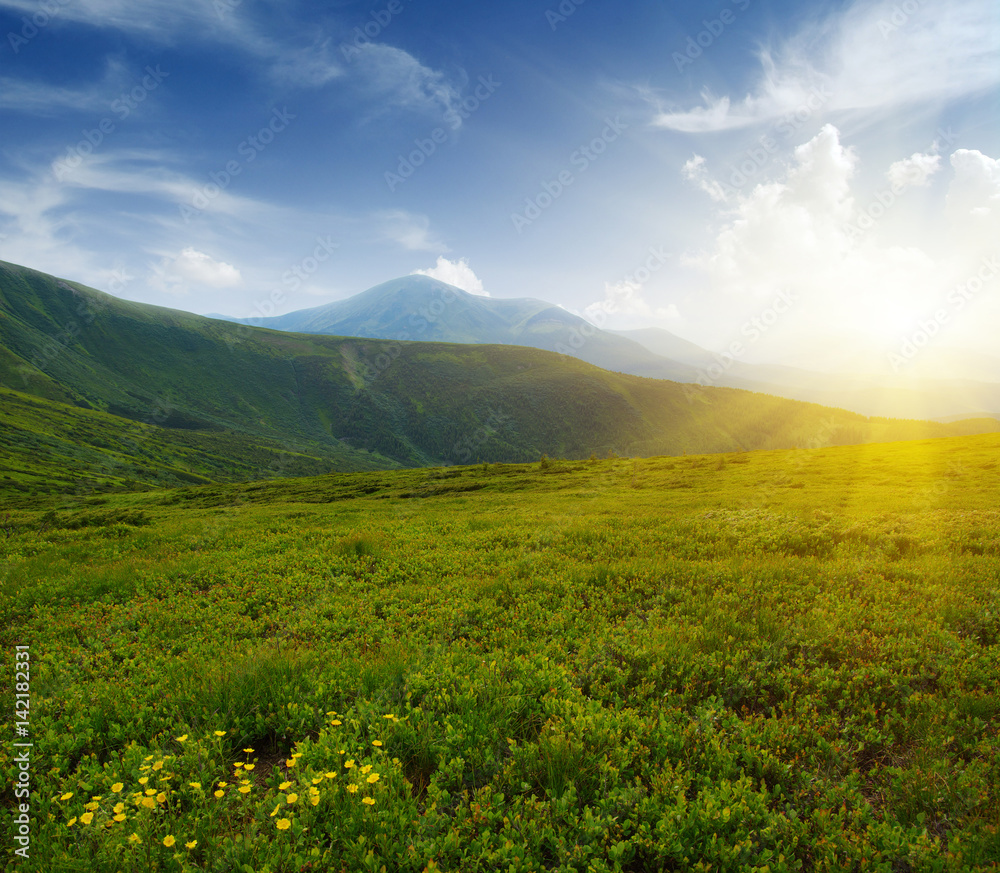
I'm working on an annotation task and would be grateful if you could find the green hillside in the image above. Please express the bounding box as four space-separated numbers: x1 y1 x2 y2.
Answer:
1 434 998 870
1 259 998 501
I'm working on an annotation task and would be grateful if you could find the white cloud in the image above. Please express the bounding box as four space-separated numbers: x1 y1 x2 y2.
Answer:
377 210 448 253
654 0 1000 132
352 43 462 121
945 149 1000 253
412 257 488 296
887 152 941 191
584 279 679 327
150 248 241 294
0 58 132 116
680 124 1000 362
0 77 111 115
0 0 341 90
947 149 1000 220
682 154 728 202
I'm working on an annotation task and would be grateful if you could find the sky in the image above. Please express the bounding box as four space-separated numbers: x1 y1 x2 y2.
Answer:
0 0 998 373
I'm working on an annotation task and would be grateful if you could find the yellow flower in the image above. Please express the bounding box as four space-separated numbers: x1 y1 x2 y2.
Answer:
163 835 176 847
214 730 226 737
152 761 164 771
326 710 337 716
189 782 201 790
372 740 383 747
292 753 303 759
113 802 124 814
156 793 166 804
113 813 126 823
324 772 337 780
367 773 380 784
128 833 140 844
214 790 224 799
360 765 372 775
138 777 149 786
60 792 74 800
145 789 157 796
330 719 342 726
285 758 296 768
270 804 281 817
111 782 124 793
276 818 291 831
285 793 298 804
186 840 197 849
311 777 323 785
346 784 358 794
85 801 99 811
362 796 375 806
144 755 154 762
176 734 188 742
244 763 255 771
233 762 244 770
80 812 94 825
344 760 355 770
279 781 292 790
217 781 227 788
67 817 77 827
238 785 251 794
383 714 394 720
243 747 254 754
338 749 345 755
141 798 156 809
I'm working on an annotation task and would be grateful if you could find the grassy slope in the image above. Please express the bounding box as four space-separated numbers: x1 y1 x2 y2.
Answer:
0 434 998 870
3 260 998 492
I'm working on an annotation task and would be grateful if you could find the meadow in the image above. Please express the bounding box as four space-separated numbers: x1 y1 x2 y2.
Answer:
1 433 999 871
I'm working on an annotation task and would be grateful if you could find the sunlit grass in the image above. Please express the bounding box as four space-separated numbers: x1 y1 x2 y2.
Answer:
1 434 999 870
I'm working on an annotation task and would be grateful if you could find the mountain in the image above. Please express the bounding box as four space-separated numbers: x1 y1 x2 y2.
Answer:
227 281 1000 421
221 275 699 382
609 327 723 368
2 259 997 501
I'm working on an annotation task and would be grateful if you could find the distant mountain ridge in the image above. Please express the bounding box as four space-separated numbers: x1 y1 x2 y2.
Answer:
218 275 699 383
2 259 998 500
221 278 1000 421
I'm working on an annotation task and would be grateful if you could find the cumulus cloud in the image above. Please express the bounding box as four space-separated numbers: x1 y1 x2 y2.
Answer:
412 257 488 296
945 149 1000 253
680 124 1000 362
151 248 242 293
584 279 679 327
654 0 1000 131
887 152 941 191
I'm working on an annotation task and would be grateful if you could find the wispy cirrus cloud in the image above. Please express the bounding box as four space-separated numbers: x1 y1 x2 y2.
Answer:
0 0 463 119
376 210 449 253
653 0 1000 132
351 43 463 122
0 58 133 115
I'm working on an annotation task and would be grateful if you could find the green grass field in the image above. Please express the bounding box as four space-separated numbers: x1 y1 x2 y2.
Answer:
2 434 999 871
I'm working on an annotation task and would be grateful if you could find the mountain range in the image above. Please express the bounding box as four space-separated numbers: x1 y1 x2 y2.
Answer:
2 259 998 501
213 275 699 383
215 275 1000 422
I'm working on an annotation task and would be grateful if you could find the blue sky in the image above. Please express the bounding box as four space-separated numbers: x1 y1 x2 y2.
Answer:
0 0 998 371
